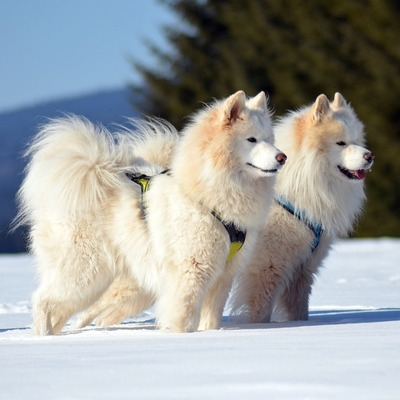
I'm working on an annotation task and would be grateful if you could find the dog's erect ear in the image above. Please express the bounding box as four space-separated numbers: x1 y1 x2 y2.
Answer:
247 91 268 112
332 92 346 109
311 94 330 122
224 91 246 124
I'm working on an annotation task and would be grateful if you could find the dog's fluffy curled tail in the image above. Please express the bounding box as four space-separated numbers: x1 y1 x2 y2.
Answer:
15 116 180 230
16 116 131 228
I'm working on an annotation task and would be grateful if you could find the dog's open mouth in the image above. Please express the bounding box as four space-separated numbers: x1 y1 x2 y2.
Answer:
247 163 278 174
338 165 366 180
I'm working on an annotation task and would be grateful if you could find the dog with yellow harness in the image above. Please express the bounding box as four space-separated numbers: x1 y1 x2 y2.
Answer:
16 90 286 334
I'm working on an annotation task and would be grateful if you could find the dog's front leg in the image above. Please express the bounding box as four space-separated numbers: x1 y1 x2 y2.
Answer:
198 272 234 330
155 257 215 332
280 266 314 320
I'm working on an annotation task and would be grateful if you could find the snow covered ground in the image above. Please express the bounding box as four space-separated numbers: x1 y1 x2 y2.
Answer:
1 238 399 400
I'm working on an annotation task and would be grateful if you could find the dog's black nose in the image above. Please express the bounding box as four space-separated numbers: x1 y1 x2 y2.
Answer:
364 151 375 164
276 152 287 165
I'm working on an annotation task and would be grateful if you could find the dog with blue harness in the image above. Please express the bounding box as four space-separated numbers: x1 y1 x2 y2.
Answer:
231 93 374 324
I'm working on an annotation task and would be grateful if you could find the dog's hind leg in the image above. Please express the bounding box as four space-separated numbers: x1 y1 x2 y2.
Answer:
33 274 113 335
96 288 154 327
32 290 55 335
32 283 77 335
32 242 115 334
75 276 155 328
51 304 77 334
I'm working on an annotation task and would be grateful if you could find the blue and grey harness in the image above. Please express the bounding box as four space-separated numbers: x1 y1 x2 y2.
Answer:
275 195 324 252
126 172 246 261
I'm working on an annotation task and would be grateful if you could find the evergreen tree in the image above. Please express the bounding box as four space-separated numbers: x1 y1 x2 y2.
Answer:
130 0 400 237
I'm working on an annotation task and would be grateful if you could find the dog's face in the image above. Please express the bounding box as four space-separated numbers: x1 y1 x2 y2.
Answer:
174 91 287 200
217 91 286 179
305 93 374 183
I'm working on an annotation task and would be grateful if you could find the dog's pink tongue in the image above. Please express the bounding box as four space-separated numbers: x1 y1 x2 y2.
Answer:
354 169 366 180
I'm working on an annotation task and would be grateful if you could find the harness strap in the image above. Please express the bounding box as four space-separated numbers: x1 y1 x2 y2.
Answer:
126 172 160 216
212 211 246 261
275 195 323 252
126 173 152 193
126 169 170 190
127 171 246 260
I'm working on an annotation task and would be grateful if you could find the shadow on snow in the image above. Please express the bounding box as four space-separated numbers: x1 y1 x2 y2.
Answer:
220 307 400 330
1 307 399 335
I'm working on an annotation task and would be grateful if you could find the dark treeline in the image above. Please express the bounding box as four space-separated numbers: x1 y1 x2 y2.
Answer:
130 0 400 237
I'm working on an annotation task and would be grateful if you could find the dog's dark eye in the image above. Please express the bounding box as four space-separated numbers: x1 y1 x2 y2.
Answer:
336 141 346 146
247 137 257 143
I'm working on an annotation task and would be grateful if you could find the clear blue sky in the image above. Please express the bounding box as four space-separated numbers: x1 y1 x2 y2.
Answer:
0 0 178 113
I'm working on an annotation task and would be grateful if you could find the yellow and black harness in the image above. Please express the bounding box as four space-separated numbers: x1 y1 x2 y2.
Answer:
126 172 246 261
211 211 246 260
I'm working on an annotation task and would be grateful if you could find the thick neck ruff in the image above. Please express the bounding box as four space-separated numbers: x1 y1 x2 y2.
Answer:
275 195 323 252
126 172 246 260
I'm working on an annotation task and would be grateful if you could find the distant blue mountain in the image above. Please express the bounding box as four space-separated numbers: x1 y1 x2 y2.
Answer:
0 87 139 253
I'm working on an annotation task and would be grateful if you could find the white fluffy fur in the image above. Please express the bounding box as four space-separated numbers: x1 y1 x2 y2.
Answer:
17 91 284 335
231 93 374 323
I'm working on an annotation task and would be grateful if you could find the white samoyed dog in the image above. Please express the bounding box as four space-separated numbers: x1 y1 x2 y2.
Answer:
231 93 374 323
16 91 286 335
